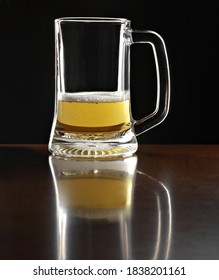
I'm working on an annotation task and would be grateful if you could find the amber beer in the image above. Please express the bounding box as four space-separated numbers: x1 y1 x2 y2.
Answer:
56 92 132 137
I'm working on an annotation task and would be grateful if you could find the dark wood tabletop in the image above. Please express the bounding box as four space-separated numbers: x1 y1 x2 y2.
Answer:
0 144 219 260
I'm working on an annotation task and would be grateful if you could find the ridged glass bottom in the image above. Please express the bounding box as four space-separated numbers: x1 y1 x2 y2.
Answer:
49 129 138 158
49 142 137 159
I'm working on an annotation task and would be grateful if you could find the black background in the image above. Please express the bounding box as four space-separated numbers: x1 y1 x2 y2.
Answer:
0 0 218 144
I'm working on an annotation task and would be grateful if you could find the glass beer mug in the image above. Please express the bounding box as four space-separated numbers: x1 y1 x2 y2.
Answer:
49 17 170 158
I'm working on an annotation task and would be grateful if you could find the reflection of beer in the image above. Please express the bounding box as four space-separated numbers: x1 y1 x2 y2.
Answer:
57 171 133 210
56 92 132 134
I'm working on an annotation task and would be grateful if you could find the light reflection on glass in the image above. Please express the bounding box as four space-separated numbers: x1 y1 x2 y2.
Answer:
49 156 172 260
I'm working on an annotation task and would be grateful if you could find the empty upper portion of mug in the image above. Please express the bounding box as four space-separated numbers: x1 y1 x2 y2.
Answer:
55 17 131 93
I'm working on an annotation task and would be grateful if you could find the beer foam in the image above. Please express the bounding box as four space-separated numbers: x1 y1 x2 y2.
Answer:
59 91 129 102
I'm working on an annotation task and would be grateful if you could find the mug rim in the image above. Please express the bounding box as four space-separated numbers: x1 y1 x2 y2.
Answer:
55 17 130 23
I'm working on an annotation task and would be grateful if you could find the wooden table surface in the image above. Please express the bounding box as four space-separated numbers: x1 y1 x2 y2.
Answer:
0 144 219 260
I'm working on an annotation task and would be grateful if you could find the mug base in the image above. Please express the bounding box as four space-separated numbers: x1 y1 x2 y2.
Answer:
49 130 138 159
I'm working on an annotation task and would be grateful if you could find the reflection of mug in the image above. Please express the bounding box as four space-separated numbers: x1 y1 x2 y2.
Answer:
49 17 170 158
50 156 137 217
49 156 172 259
49 156 137 259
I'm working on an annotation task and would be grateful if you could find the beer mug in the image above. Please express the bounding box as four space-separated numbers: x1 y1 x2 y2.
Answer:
49 17 170 158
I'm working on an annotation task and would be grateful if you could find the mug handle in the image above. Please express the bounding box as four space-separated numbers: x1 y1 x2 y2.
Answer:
131 30 170 136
